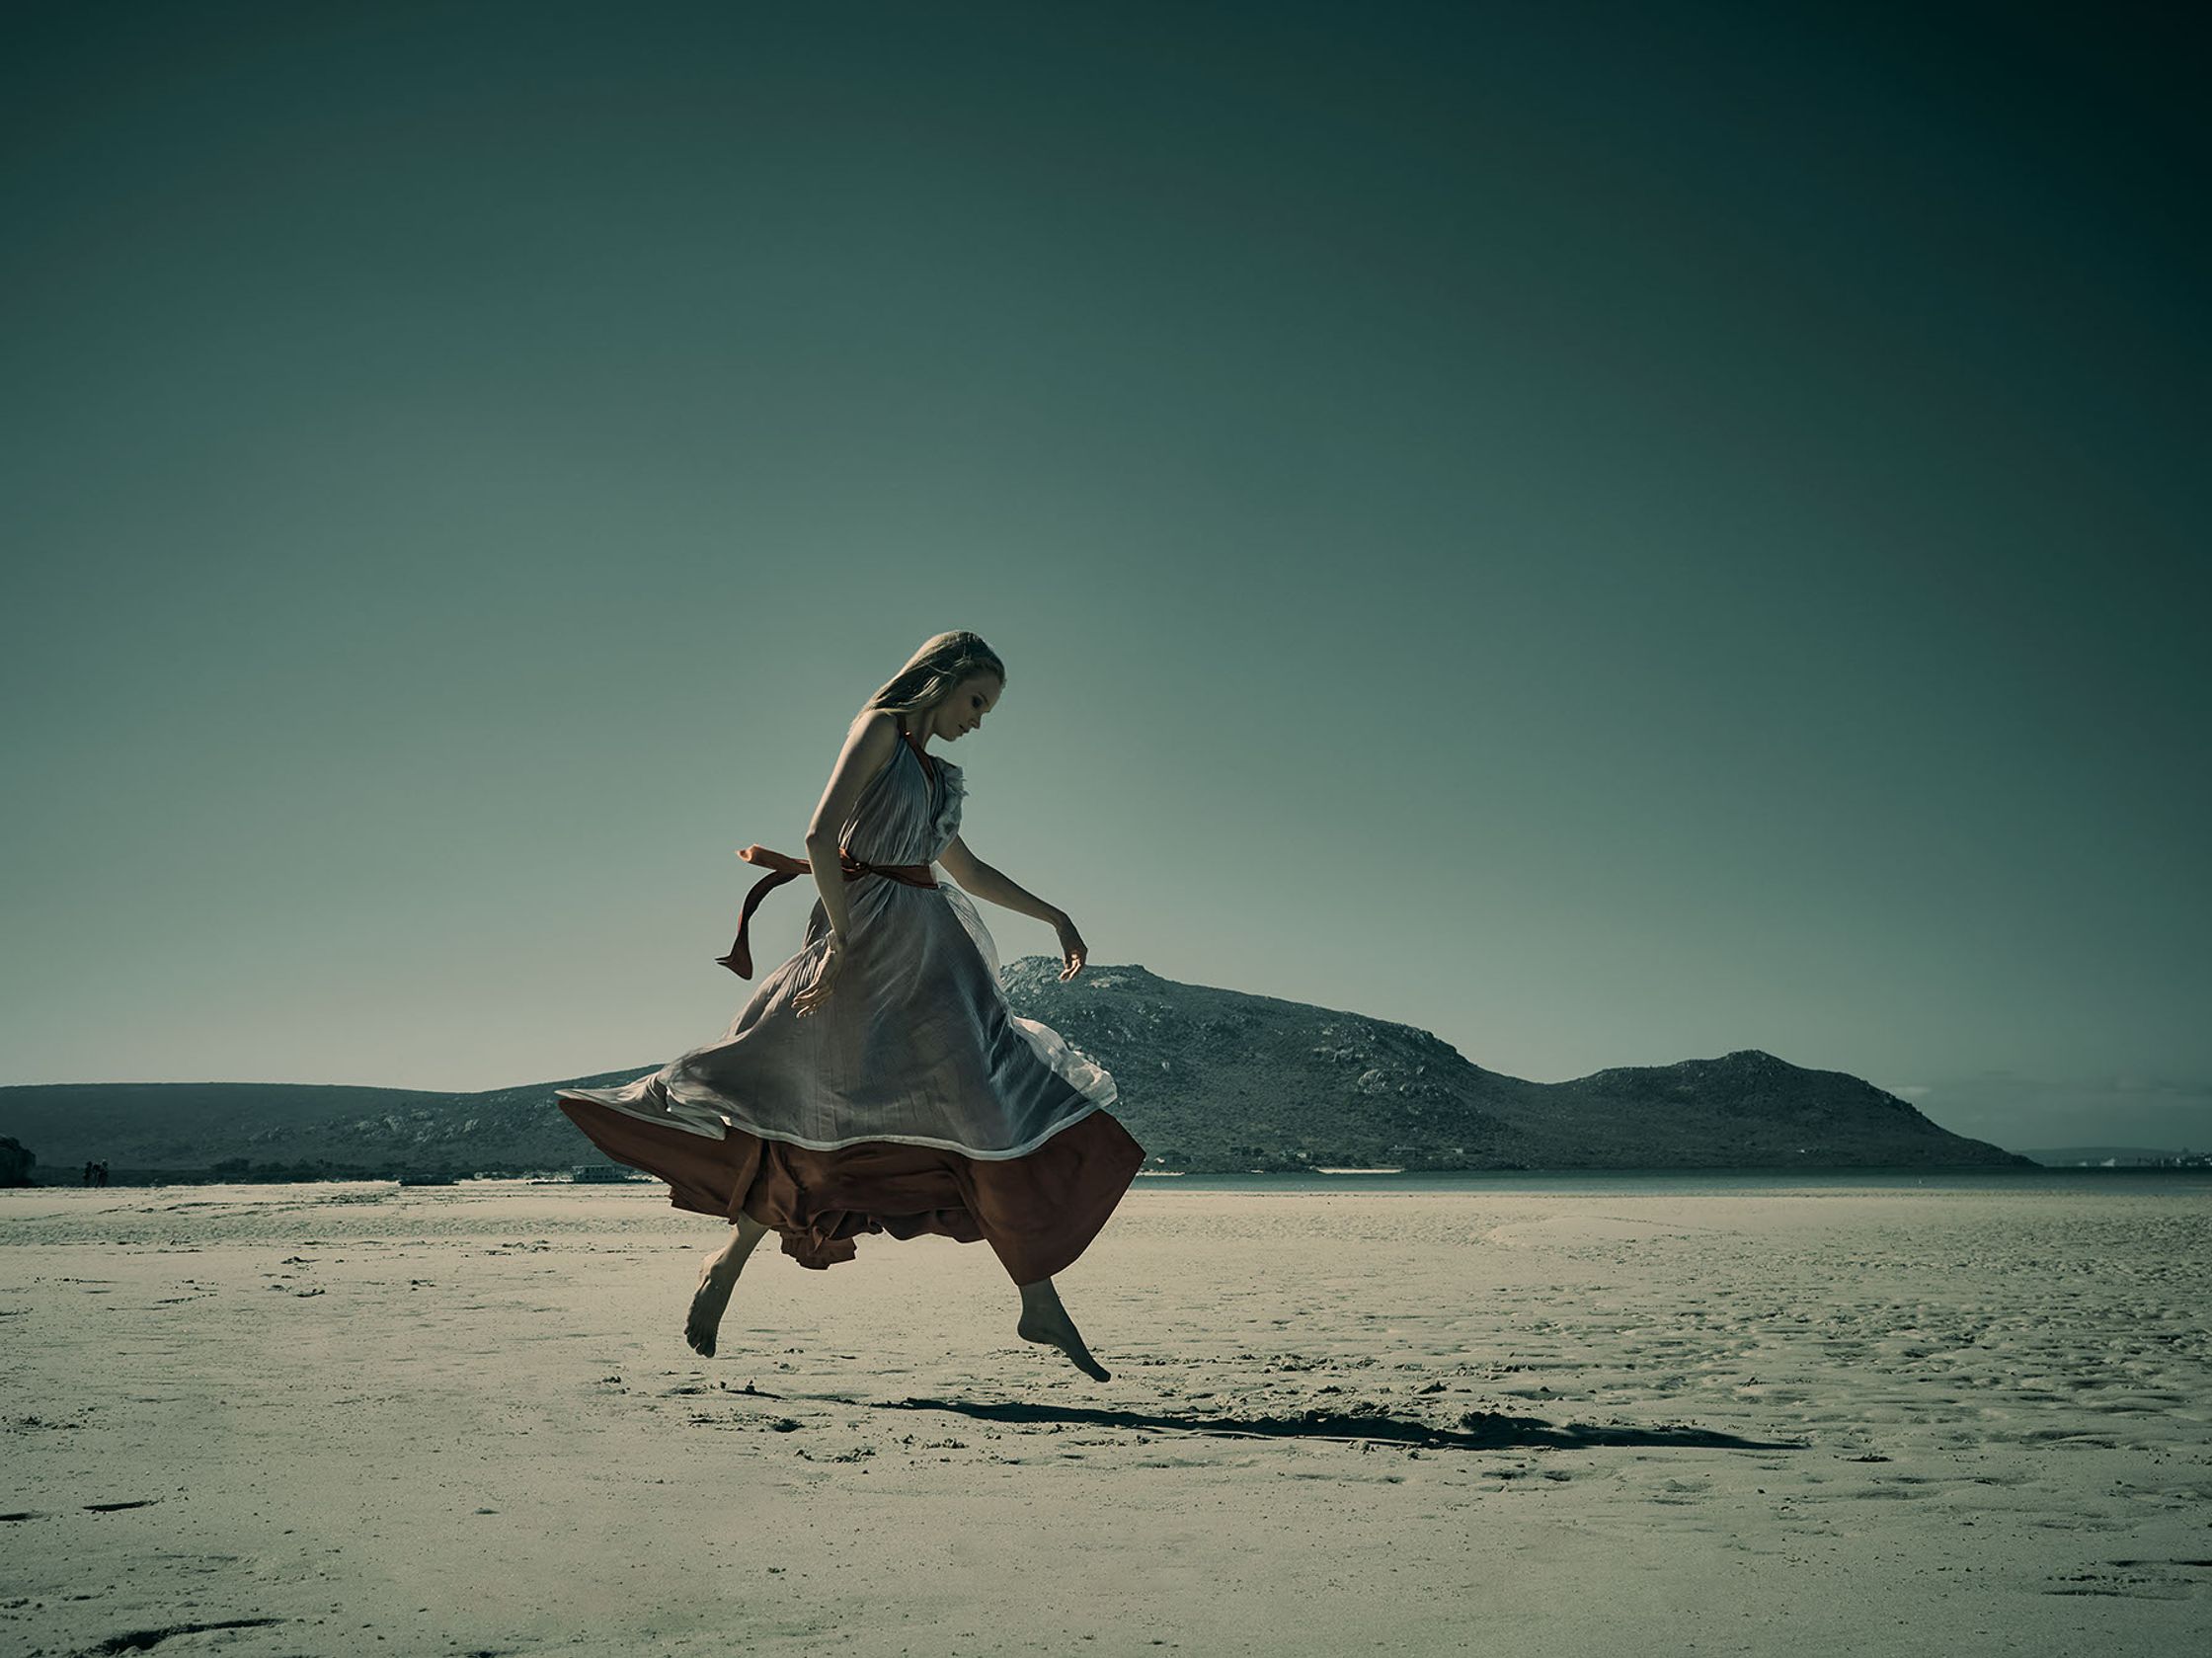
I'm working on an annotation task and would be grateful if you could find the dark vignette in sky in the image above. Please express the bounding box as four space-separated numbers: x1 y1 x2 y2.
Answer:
1 1 2205 1149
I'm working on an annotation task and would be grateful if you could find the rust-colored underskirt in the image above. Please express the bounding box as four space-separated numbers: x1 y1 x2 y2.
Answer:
556 1095 1145 1284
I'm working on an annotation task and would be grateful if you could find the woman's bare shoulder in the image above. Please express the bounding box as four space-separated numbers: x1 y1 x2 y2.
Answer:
808 712 904 837
847 707 901 746
837 708 901 767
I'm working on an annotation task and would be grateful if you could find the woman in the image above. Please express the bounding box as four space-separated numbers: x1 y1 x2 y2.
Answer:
555 631 1144 1382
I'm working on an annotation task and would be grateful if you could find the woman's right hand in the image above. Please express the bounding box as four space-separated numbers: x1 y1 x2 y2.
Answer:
792 937 844 1018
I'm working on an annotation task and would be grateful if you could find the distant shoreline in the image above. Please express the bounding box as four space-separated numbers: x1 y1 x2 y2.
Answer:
14 1164 2212 1194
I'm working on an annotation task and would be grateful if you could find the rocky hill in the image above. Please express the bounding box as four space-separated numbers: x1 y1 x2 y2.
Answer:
992 961 2025 1171
0 960 2028 1177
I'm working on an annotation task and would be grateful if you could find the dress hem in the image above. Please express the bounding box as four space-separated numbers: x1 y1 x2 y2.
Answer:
554 1092 1145 1283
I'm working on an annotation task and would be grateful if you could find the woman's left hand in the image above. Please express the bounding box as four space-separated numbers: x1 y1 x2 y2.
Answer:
1053 912 1088 982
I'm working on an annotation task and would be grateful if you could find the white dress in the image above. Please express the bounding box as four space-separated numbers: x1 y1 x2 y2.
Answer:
556 731 1119 1158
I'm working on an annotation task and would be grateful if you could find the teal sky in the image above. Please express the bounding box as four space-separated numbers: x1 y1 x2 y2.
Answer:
4 3 2205 1150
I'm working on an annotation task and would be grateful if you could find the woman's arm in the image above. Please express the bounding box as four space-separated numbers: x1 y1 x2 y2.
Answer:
803 712 900 943
938 834 1065 927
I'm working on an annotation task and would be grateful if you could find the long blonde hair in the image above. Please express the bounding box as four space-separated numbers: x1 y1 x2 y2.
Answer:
860 631 1006 725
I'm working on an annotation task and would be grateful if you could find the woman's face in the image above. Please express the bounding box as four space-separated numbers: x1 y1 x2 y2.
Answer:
936 673 1001 742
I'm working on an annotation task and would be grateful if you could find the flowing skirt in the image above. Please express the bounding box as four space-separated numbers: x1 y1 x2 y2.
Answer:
558 1093 1145 1283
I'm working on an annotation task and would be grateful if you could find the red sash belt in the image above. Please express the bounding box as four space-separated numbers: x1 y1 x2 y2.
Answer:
715 843 939 978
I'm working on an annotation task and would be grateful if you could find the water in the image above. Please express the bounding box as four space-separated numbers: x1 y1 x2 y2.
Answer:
1130 1165 2212 1196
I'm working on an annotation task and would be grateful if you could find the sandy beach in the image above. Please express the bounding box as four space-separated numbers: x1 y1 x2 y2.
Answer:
3 1179 2206 1656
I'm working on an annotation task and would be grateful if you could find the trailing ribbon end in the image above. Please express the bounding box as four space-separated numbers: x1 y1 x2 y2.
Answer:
718 849 809 981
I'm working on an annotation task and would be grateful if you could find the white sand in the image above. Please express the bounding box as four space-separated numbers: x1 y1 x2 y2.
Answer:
3 1180 2206 1656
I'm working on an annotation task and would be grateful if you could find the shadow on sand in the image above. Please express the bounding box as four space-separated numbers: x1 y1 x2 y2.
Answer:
754 1387 1806 1452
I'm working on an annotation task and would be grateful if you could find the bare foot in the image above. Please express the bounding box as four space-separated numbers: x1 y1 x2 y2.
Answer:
1017 1303 1110 1382
685 1254 742 1358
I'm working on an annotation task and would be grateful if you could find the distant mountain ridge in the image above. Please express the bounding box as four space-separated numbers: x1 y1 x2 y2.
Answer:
989 961 2025 1172
0 960 2028 1176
